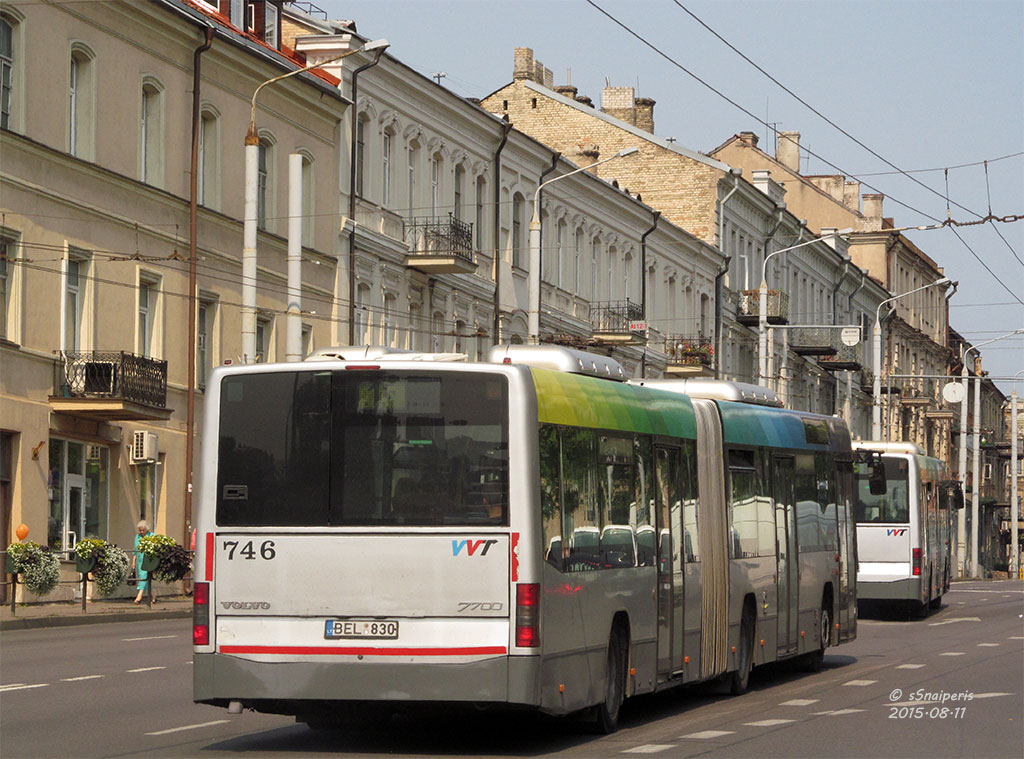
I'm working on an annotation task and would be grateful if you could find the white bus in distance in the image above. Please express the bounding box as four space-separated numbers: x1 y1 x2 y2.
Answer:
853 441 960 615
193 345 858 732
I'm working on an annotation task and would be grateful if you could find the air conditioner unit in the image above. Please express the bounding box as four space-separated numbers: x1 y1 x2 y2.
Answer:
131 431 159 464
86 444 103 461
982 462 992 482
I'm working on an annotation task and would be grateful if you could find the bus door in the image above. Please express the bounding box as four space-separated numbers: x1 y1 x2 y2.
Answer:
836 461 856 638
773 456 799 656
655 445 684 679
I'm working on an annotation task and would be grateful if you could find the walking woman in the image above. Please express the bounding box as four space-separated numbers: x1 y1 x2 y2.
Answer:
132 520 154 604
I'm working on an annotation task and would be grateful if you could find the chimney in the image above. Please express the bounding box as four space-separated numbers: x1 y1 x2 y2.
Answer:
554 85 578 99
513 47 535 81
843 181 861 212
752 170 787 206
776 130 801 173
739 131 759 147
566 143 601 172
635 97 655 133
575 94 594 108
535 62 553 88
862 193 884 231
601 86 636 126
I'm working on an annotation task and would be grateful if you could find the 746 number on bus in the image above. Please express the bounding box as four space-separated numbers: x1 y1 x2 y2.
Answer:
222 540 276 561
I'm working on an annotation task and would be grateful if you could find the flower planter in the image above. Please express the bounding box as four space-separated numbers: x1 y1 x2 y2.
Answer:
75 555 97 575
140 553 162 573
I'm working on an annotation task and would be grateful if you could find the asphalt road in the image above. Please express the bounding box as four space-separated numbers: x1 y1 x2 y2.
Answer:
1 580 1021 758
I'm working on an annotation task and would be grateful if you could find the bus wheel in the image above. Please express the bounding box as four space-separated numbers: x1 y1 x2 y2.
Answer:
730 607 755 694
591 631 626 734
804 604 830 672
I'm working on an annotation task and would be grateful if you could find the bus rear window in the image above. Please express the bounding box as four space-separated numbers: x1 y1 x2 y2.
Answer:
216 370 508 527
854 457 909 523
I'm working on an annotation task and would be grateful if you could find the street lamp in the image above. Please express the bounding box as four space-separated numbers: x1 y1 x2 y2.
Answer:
241 38 388 363
528 147 639 343
758 227 852 384
958 328 1024 577
870 277 951 441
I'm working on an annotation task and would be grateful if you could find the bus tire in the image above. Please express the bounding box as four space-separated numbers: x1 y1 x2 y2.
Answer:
729 606 755 695
804 602 830 672
590 630 627 734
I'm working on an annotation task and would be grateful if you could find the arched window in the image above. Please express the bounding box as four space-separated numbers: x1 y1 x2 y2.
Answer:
431 153 442 217
257 133 276 231
453 164 464 222
1 14 18 131
355 282 370 344
381 129 392 207
407 140 419 216
475 175 486 252
556 218 567 289
300 152 314 248
140 77 164 186
511 193 524 268
68 43 96 160
198 107 220 208
574 227 583 293
355 114 367 197
431 310 445 352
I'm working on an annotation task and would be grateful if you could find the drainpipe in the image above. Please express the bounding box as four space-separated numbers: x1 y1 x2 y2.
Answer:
640 210 660 378
491 118 513 345
347 45 388 344
184 25 214 549
714 168 742 379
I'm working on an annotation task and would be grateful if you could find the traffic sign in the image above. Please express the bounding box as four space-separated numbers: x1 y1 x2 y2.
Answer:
840 327 861 346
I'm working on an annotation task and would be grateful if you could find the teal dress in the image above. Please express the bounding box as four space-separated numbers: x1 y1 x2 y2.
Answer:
134 532 152 591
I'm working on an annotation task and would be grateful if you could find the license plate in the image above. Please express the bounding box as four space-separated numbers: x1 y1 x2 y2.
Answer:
324 619 399 640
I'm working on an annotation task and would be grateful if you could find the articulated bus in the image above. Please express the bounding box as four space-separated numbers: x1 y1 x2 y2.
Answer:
193 345 858 732
852 441 959 614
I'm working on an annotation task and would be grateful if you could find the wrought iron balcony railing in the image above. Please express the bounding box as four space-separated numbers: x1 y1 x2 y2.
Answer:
589 299 644 341
54 351 168 408
406 214 474 263
789 327 841 356
738 289 790 325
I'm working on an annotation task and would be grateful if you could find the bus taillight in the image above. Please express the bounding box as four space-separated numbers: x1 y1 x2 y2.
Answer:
515 583 540 648
193 581 210 646
912 548 922 577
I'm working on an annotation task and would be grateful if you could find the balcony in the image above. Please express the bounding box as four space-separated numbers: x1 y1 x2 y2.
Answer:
353 196 405 242
860 369 899 394
790 327 840 357
405 214 476 274
665 334 715 377
51 351 170 421
818 342 862 371
738 289 789 326
589 300 645 344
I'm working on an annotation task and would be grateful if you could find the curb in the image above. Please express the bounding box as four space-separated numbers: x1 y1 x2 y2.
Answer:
1 608 191 631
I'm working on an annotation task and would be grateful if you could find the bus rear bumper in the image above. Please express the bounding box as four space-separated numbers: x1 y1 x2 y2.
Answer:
194 652 539 710
857 577 921 601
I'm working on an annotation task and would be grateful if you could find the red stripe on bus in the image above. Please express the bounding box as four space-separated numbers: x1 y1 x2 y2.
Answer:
205 532 214 580
219 645 507 656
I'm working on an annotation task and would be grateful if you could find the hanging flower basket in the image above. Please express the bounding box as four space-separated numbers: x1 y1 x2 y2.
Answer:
74 554 97 575
6 541 61 596
75 538 130 596
137 534 191 582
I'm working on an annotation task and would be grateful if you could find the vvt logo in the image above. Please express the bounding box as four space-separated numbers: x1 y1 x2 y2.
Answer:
452 539 499 557
886 528 908 537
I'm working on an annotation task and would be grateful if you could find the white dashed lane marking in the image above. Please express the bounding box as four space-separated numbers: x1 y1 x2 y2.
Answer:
0 683 49 692
122 635 178 642
779 698 819 706
843 679 878 686
126 666 166 673
745 719 796 727
814 708 865 715
972 692 1014 699
623 746 675 754
939 652 965 656
896 664 925 669
681 730 734 739
145 720 230 736
977 643 1000 647
61 675 104 682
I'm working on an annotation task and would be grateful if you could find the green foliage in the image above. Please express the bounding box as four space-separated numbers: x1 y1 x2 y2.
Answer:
154 544 191 583
76 539 130 596
136 533 175 557
7 541 61 596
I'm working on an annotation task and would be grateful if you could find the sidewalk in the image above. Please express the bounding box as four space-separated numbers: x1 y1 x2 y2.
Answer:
0 595 192 631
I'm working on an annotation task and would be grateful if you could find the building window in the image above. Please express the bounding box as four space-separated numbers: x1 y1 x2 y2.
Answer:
301 153 314 248
382 131 392 207
454 164 463 222
431 154 440 217
138 280 151 356
1 17 13 130
68 45 94 160
229 0 244 28
355 116 366 197
63 253 88 352
255 315 271 362
264 1 278 48
0 233 13 341
556 219 567 289
574 227 583 293
407 142 418 216
431 310 444 352
47 439 109 550
475 176 485 252
512 193 523 268
591 236 600 300
198 108 219 208
355 283 370 344
140 78 163 186
383 292 396 346
197 299 214 391
138 458 160 529
257 136 274 231
301 323 313 358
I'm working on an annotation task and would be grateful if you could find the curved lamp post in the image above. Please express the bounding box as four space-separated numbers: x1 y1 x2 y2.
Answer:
528 147 639 344
757 227 852 384
241 38 388 363
870 277 951 441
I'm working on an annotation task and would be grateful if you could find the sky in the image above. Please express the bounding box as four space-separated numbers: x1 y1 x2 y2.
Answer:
321 0 1024 396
